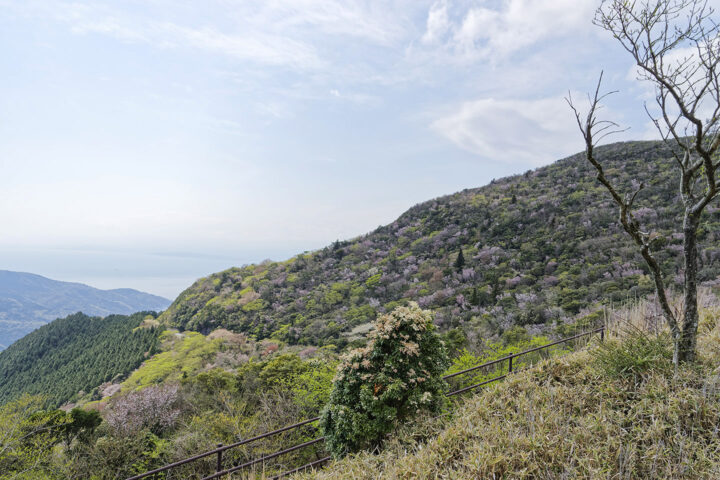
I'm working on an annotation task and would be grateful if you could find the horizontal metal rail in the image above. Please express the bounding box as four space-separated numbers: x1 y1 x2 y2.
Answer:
200 437 326 480
442 327 603 380
446 374 508 397
269 455 332 479
125 416 320 480
126 326 603 480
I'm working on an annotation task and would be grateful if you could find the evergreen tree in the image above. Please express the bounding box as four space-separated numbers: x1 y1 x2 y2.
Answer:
332 240 345 260
470 287 479 306
454 248 465 273
0 312 161 407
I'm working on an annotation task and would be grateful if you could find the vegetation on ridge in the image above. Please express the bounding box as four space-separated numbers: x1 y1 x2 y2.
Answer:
160 140 720 348
0 302 585 479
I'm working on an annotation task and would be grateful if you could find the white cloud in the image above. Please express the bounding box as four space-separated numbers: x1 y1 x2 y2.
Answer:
57 6 325 71
421 1 450 45
162 23 324 70
255 0 412 47
12 0 421 74
421 0 597 62
431 95 590 165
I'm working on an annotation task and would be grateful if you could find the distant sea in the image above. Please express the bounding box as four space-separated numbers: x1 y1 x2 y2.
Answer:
0 247 283 300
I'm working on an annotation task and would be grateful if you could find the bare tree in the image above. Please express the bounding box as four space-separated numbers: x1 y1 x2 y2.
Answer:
567 0 720 363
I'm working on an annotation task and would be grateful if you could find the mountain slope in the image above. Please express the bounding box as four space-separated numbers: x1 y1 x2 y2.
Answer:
296 305 720 479
0 311 161 407
0 270 171 349
160 140 720 346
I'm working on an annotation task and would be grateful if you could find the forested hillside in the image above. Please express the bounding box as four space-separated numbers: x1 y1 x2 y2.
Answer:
0 270 170 350
0 312 161 407
161 141 720 346
3 140 720 479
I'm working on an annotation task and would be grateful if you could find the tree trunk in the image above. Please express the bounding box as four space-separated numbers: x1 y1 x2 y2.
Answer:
678 213 700 363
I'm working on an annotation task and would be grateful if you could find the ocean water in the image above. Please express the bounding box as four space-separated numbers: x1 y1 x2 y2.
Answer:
0 247 281 300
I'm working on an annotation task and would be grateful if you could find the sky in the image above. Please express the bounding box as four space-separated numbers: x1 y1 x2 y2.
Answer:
0 0 693 299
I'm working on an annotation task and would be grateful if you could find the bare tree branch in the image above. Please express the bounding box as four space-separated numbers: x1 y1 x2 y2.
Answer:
574 0 720 362
566 72 681 337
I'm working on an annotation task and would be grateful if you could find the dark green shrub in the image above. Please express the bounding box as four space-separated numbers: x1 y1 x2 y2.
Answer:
320 303 450 457
591 329 673 384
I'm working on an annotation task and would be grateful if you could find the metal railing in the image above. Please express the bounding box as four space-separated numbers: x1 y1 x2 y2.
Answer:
124 417 323 480
443 327 604 396
126 326 604 480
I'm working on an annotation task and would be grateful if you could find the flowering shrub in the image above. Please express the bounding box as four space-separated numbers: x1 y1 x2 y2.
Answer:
320 303 449 457
105 384 181 436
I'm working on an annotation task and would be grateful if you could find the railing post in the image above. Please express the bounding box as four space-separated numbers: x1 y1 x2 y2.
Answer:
216 444 223 473
508 355 513 373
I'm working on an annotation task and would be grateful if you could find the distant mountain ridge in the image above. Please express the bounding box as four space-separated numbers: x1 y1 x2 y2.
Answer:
0 270 171 349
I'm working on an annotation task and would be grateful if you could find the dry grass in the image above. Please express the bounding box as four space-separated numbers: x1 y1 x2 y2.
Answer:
604 287 720 339
292 292 720 479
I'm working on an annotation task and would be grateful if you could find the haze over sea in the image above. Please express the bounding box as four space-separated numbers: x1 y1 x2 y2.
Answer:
0 248 292 300
1 0 668 299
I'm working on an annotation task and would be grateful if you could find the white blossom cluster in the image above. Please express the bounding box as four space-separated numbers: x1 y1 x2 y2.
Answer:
334 302 433 388
105 384 181 436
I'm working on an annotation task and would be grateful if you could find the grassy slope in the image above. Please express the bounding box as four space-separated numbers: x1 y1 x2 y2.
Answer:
159 141 720 348
111 329 234 396
299 303 720 479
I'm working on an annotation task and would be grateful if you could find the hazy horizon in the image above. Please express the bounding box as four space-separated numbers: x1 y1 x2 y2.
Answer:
0 246 306 300
1 0 687 299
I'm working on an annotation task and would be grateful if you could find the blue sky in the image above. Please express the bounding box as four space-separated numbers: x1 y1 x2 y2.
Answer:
0 0 685 298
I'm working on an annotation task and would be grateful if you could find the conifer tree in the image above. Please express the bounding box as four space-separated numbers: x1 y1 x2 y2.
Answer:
454 248 465 273
470 286 479 306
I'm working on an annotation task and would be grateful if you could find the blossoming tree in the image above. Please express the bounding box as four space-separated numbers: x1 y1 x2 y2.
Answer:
320 303 449 457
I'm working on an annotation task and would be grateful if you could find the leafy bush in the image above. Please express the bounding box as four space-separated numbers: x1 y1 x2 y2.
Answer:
0 394 67 479
300 332 720 480
591 329 673 384
320 303 450 457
